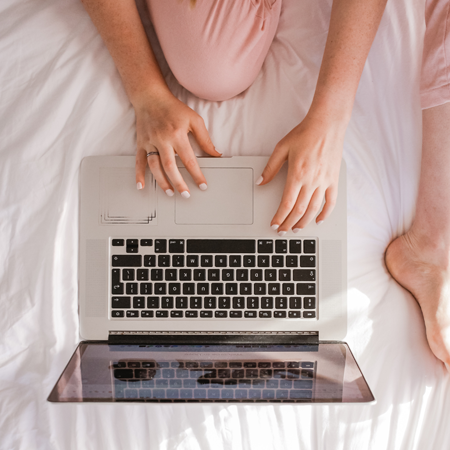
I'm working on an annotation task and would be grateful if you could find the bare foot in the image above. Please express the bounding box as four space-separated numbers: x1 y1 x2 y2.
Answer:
385 230 450 372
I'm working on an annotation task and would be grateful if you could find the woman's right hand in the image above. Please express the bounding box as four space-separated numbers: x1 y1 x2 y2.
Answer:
134 89 221 197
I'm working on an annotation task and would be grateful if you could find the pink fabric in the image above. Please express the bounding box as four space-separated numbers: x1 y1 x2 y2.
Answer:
146 0 281 101
421 0 450 109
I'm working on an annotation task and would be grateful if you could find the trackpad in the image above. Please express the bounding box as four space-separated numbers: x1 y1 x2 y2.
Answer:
175 168 253 225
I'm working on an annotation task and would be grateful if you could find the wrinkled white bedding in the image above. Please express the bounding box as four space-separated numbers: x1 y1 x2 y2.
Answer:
1 0 449 449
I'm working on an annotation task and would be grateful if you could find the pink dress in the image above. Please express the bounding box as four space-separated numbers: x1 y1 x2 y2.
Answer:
146 0 281 101
421 0 450 109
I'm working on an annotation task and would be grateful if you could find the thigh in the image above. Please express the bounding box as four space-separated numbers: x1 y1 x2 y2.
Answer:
421 0 450 109
146 0 282 101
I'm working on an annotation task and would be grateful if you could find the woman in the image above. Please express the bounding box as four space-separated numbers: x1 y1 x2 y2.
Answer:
81 0 388 235
386 0 450 371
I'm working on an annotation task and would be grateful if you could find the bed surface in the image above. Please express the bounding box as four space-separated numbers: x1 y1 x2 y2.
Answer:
1 0 449 449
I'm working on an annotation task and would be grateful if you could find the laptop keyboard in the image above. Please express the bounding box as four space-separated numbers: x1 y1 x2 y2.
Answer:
110 238 317 320
112 358 316 402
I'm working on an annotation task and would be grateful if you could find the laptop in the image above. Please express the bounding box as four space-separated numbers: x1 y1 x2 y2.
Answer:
48 155 374 403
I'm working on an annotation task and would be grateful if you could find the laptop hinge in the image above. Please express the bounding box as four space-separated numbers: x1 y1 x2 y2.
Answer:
108 331 319 345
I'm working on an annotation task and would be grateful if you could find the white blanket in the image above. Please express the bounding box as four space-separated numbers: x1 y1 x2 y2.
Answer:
2 0 449 448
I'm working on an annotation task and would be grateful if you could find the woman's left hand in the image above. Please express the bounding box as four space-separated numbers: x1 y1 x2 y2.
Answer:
257 114 346 234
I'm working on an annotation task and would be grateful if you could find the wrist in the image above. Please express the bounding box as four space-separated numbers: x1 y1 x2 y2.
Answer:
129 81 173 110
307 91 353 128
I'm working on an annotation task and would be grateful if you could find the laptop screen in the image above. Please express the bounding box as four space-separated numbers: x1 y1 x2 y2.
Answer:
48 342 374 403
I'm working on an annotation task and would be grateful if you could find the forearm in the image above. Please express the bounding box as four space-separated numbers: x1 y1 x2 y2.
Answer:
81 0 170 106
309 0 388 124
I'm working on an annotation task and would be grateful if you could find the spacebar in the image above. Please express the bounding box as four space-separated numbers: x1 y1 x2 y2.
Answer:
187 239 255 253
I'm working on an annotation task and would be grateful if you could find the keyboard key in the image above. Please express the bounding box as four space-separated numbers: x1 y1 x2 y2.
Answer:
304 297 316 309
194 269 206 281
244 311 257 318
147 297 159 308
190 297 202 309
165 269 177 281
261 297 273 309
112 282 124 295
172 255 184 267
215 311 228 318
154 239 167 253
126 310 139 318
265 269 277 281
141 310 154 317
301 362 314 368
133 297 145 308
140 239 153 246
250 269 263 281
229 256 241 267
161 297 174 308
226 283 238 295
183 283 195 295
187 239 255 254
240 283 252 295
258 240 273 253
179 269 191 281
275 240 287 254
293 269 316 281
154 283 166 295
279 269 291 281
230 311 243 318
201 255 213 267
303 240 316 254
144 255 156 267
175 296 188 309
169 239 184 253
112 255 141 267
151 269 163 281
286 255 298 267
275 297 287 309
297 284 316 295
289 297 302 309
300 255 316 267
222 269 234 281
122 269 134 281
272 256 284 267
112 310 124 317
289 311 301 318
211 283 223 295
137 269 149 281
268 283 280 295
243 255 256 267
218 297 231 309
246 297 259 309
185 311 198 318
282 283 295 295
158 255 171 267
200 311 213 318
259 311 272 318
274 311 287 318
204 297 216 309
236 269 249 281
303 311 316 318
156 310 169 318
168 283 181 295
112 297 130 308
126 283 138 295
232 297 245 309
215 255 227 267
197 283 209 295
112 239 124 246
258 256 270 267
208 269 220 281
254 284 266 295
187 256 198 267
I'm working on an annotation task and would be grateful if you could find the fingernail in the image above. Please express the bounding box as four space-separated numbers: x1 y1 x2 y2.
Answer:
256 176 263 186
271 224 279 231
317 220 324 226
181 191 190 199
199 183 207 191
292 228 301 233
278 231 286 237
165 189 174 197
137 182 143 190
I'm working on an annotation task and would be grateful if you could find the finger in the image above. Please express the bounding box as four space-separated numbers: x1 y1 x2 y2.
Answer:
190 116 222 157
146 150 174 196
291 188 324 231
278 186 314 233
136 148 147 190
174 136 208 190
158 145 191 197
256 144 288 186
315 186 338 223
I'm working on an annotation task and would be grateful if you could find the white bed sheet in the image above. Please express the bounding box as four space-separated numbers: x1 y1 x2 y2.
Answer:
1 0 449 449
